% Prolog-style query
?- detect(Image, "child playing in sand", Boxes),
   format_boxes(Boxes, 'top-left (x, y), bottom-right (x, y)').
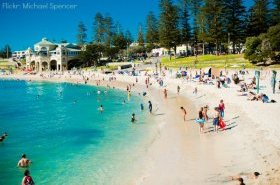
top-left (163, 88), bottom-right (168, 99)
top-left (202, 106), bottom-right (209, 121)
top-left (193, 87), bottom-right (197, 94)
top-left (213, 107), bottom-right (220, 132)
top-left (219, 100), bottom-right (225, 118)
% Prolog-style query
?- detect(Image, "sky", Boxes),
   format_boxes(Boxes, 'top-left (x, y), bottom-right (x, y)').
top-left (0, 0), bottom-right (253, 51)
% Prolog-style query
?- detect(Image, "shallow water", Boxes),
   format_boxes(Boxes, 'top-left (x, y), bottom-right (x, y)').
top-left (0, 80), bottom-right (154, 185)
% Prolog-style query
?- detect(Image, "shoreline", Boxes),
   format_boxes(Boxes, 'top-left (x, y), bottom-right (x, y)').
top-left (1, 70), bottom-right (280, 184)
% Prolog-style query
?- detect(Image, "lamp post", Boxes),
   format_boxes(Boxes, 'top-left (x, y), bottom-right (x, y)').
top-left (272, 70), bottom-right (277, 94)
top-left (255, 70), bottom-right (260, 94)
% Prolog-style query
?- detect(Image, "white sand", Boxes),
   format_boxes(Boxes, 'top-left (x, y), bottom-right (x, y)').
top-left (1, 69), bottom-right (280, 185)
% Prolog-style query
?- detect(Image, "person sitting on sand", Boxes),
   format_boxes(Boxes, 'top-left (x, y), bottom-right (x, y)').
top-left (247, 91), bottom-right (257, 101)
top-left (18, 154), bottom-right (31, 167)
top-left (230, 172), bottom-right (261, 184)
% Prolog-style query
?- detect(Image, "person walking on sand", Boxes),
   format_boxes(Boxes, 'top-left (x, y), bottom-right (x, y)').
top-left (180, 107), bottom-right (187, 121)
top-left (219, 99), bottom-right (225, 118)
top-left (22, 169), bottom-right (35, 185)
top-left (163, 88), bottom-right (168, 99)
top-left (177, 85), bottom-right (180, 95)
top-left (148, 101), bottom-right (152, 114)
top-left (213, 107), bottom-right (220, 132)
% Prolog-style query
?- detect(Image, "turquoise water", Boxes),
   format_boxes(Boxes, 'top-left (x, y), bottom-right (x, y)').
top-left (0, 80), bottom-right (153, 184)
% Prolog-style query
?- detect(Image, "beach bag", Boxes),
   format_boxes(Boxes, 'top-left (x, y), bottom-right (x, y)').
top-left (219, 119), bottom-right (226, 130)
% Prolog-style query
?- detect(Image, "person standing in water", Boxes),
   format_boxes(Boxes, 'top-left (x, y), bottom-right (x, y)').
top-left (98, 105), bottom-right (103, 113)
top-left (140, 103), bottom-right (144, 111)
top-left (22, 169), bottom-right (35, 185)
top-left (180, 107), bottom-right (187, 121)
top-left (18, 154), bottom-right (31, 167)
top-left (148, 101), bottom-right (152, 114)
top-left (131, 113), bottom-right (136, 123)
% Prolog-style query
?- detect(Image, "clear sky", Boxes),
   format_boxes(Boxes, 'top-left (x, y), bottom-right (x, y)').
top-left (0, 0), bottom-right (253, 51)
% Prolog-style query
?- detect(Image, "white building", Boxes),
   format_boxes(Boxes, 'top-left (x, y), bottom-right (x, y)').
top-left (12, 50), bottom-right (26, 59)
top-left (151, 44), bottom-right (192, 56)
top-left (25, 38), bottom-right (81, 71)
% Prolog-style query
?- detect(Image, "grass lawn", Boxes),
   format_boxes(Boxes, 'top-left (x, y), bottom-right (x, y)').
top-left (0, 61), bottom-right (16, 69)
top-left (161, 54), bottom-right (259, 69)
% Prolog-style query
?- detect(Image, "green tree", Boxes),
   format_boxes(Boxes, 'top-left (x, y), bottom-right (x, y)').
top-left (244, 24), bottom-right (280, 64)
top-left (76, 21), bottom-right (87, 46)
top-left (247, 0), bottom-right (270, 36)
top-left (137, 24), bottom-right (145, 47)
top-left (103, 15), bottom-right (114, 47)
top-left (112, 32), bottom-right (127, 50)
top-left (203, 0), bottom-right (224, 55)
top-left (197, 9), bottom-right (207, 55)
top-left (159, 0), bottom-right (180, 59)
top-left (146, 11), bottom-right (159, 45)
top-left (266, 23), bottom-right (280, 51)
top-left (271, 0), bottom-right (280, 25)
top-left (93, 12), bottom-right (105, 43)
top-left (125, 30), bottom-right (133, 46)
top-left (244, 36), bottom-right (262, 63)
top-left (189, 0), bottom-right (203, 52)
top-left (221, 0), bottom-right (247, 53)
top-left (179, 0), bottom-right (191, 56)
top-left (79, 44), bottom-right (104, 67)
top-left (1, 45), bottom-right (12, 58)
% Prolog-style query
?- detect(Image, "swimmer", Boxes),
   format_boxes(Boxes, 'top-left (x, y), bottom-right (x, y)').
top-left (18, 154), bottom-right (31, 167)
top-left (22, 169), bottom-right (35, 185)
top-left (131, 113), bottom-right (136, 123)
top-left (0, 136), bottom-right (5, 142)
top-left (98, 105), bottom-right (103, 113)
top-left (97, 90), bottom-right (101, 95)
top-left (140, 103), bottom-right (144, 111)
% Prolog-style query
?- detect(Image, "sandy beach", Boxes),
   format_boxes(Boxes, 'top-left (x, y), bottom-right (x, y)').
top-left (1, 68), bottom-right (280, 185)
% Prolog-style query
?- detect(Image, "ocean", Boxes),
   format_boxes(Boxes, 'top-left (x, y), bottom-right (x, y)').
top-left (0, 79), bottom-right (155, 184)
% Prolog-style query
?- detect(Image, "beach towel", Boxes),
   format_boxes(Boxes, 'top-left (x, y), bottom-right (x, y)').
top-left (219, 119), bottom-right (226, 130)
